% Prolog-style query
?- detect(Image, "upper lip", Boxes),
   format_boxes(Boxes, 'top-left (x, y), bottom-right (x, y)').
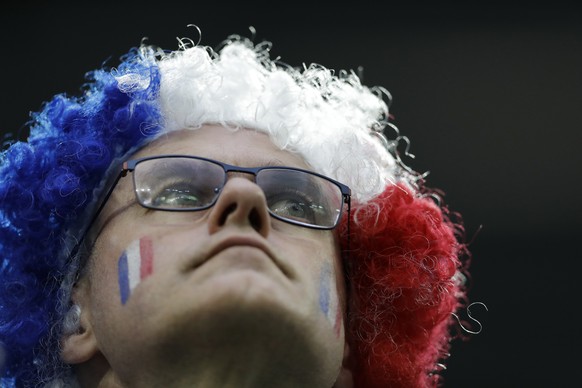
top-left (209, 234), bottom-right (273, 260)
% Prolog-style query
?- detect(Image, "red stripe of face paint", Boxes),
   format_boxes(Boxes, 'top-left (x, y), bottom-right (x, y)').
top-left (139, 237), bottom-right (154, 279)
top-left (334, 305), bottom-right (342, 338)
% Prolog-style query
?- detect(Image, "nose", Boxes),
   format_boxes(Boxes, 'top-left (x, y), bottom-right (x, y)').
top-left (207, 177), bottom-right (271, 237)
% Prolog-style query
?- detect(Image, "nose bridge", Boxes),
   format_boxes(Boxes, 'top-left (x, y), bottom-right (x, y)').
top-left (225, 169), bottom-right (257, 182)
top-left (223, 165), bottom-right (259, 183)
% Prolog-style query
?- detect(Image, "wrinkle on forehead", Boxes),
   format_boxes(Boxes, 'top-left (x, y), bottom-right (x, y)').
top-left (134, 125), bottom-right (312, 170)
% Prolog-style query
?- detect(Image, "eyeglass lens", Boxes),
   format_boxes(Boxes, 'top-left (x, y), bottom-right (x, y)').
top-left (132, 157), bottom-right (344, 228)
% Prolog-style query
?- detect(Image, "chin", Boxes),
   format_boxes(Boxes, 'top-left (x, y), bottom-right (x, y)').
top-left (110, 275), bottom-right (344, 387)
top-left (154, 286), bottom-right (337, 361)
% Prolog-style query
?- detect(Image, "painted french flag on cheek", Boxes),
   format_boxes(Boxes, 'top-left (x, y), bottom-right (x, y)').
top-left (118, 237), bottom-right (154, 305)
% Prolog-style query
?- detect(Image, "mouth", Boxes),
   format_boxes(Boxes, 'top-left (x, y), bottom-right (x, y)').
top-left (192, 233), bottom-right (293, 278)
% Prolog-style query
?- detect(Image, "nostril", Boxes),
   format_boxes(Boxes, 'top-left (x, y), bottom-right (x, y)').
top-left (218, 203), bottom-right (237, 226)
top-left (248, 208), bottom-right (263, 233)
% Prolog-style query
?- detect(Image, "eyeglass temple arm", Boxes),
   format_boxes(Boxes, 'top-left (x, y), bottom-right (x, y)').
top-left (343, 194), bottom-right (351, 261)
top-left (65, 168), bottom-right (128, 266)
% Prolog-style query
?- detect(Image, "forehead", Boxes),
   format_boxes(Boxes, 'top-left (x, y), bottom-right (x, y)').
top-left (133, 125), bottom-right (311, 169)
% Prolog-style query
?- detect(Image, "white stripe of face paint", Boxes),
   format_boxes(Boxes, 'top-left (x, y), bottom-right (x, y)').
top-left (126, 239), bottom-right (142, 291)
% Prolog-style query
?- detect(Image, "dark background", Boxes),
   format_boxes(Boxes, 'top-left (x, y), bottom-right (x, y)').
top-left (2, 2), bottom-right (581, 387)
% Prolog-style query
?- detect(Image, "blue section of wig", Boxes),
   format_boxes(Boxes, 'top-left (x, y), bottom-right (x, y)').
top-left (0, 47), bottom-right (163, 385)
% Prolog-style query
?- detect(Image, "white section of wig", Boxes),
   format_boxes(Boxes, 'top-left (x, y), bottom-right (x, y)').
top-left (154, 37), bottom-right (413, 202)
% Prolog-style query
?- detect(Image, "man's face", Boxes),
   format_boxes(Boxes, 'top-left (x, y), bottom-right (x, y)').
top-left (70, 125), bottom-right (347, 387)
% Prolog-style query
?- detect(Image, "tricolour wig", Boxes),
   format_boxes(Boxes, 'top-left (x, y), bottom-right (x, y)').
top-left (0, 32), bottom-right (469, 387)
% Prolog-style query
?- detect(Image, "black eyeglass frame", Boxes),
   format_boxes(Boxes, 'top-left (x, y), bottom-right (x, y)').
top-left (67, 154), bottom-right (351, 264)
top-left (124, 155), bottom-right (351, 228)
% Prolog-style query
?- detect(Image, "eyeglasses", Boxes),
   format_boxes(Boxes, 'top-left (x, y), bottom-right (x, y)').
top-left (69, 155), bottom-right (351, 263)
top-left (124, 155), bottom-right (351, 228)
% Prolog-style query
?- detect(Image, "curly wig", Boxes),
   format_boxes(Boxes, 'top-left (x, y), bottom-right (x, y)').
top-left (0, 33), bottom-right (468, 387)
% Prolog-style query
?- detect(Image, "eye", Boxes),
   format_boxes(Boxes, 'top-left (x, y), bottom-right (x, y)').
top-left (134, 157), bottom-right (226, 210)
top-left (148, 181), bottom-right (216, 209)
top-left (268, 191), bottom-right (320, 223)
top-left (152, 186), bottom-right (204, 208)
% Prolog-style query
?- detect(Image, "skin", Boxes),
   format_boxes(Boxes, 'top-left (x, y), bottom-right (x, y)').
top-left (62, 125), bottom-right (353, 388)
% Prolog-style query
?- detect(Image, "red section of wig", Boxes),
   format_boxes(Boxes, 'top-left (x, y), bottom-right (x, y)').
top-left (342, 184), bottom-right (465, 388)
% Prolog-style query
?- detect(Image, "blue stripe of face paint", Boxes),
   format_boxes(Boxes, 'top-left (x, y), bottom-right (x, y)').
top-left (319, 263), bottom-right (331, 315)
top-left (118, 251), bottom-right (130, 304)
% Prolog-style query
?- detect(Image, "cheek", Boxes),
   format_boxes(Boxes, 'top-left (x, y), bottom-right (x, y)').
top-left (289, 231), bottom-right (344, 338)
top-left (318, 261), bottom-right (343, 338)
top-left (117, 236), bottom-right (155, 304)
